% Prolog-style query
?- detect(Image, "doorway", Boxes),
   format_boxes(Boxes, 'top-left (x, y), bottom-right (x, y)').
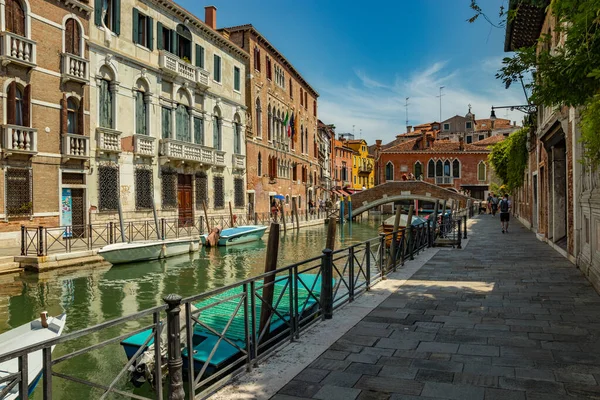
top-left (71, 189), bottom-right (85, 237)
top-left (247, 192), bottom-right (255, 216)
top-left (532, 173), bottom-right (538, 230)
top-left (177, 174), bottom-right (193, 226)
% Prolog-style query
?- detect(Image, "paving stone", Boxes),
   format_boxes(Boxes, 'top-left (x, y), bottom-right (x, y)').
top-left (416, 342), bottom-right (459, 354)
top-left (377, 356), bottom-right (414, 367)
top-left (428, 352), bottom-right (452, 361)
top-left (320, 371), bottom-right (362, 387)
top-left (348, 326), bottom-right (394, 338)
top-left (356, 390), bottom-right (391, 400)
top-left (420, 382), bottom-right (485, 399)
top-left (355, 376), bottom-right (423, 395)
top-left (322, 350), bottom-right (350, 360)
top-left (347, 353), bottom-right (380, 364)
top-left (453, 372), bottom-right (498, 387)
top-left (415, 369), bottom-right (454, 383)
top-left (378, 365), bottom-right (418, 379)
top-left (411, 359), bottom-right (464, 373)
top-left (330, 342), bottom-right (364, 353)
top-left (309, 358), bottom-right (352, 371)
top-left (498, 378), bottom-right (565, 394)
top-left (500, 347), bottom-right (553, 361)
top-left (345, 362), bottom-right (382, 376)
top-left (564, 383), bottom-right (600, 398)
top-left (514, 368), bottom-right (555, 382)
top-left (451, 354), bottom-right (492, 365)
top-left (313, 385), bottom-right (361, 400)
top-left (279, 380), bottom-right (322, 397)
top-left (483, 388), bottom-right (525, 400)
top-left (271, 395), bottom-right (313, 400)
top-left (294, 368), bottom-right (330, 383)
top-left (554, 370), bottom-right (596, 385)
top-left (339, 334), bottom-right (379, 347)
top-left (360, 347), bottom-right (395, 358)
top-left (463, 363), bottom-right (515, 377)
top-left (375, 338), bottom-right (419, 350)
top-left (458, 344), bottom-right (500, 357)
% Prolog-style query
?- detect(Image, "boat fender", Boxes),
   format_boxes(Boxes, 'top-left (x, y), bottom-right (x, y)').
top-left (40, 311), bottom-right (49, 328)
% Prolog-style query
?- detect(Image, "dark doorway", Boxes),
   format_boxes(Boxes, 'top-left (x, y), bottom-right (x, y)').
top-left (177, 174), bottom-right (193, 226)
top-left (71, 189), bottom-right (85, 237)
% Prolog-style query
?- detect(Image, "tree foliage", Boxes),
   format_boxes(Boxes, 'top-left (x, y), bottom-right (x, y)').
top-left (471, 0), bottom-right (600, 167)
top-left (488, 128), bottom-right (529, 192)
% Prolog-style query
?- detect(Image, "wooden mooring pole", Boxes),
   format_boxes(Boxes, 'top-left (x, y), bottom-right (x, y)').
top-left (259, 222), bottom-right (280, 343)
top-left (326, 217), bottom-right (336, 251)
top-left (229, 201), bottom-right (235, 228)
top-left (202, 200), bottom-right (210, 233)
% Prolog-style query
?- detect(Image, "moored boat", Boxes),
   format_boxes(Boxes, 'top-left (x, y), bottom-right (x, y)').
top-left (379, 214), bottom-right (427, 246)
top-left (0, 312), bottom-right (67, 400)
top-left (98, 238), bottom-right (198, 265)
top-left (200, 225), bottom-right (267, 247)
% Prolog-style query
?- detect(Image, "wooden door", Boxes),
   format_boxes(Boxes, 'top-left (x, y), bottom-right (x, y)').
top-left (71, 189), bottom-right (85, 237)
top-left (177, 174), bottom-right (193, 226)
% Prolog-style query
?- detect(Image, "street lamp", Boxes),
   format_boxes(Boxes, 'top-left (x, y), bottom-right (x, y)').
top-left (490, 104), bottom-right (537, 121)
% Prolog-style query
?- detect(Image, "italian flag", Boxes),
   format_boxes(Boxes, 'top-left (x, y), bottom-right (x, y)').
top-left (284, 110), bottom-right (291, 137)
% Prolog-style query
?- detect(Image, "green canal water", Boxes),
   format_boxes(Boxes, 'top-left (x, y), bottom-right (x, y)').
top-left (0, 218), bottom-right (383, 399)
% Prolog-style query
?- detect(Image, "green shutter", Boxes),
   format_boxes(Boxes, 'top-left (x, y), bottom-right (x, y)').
top-left (94, 0), bottom-right (102, 26)
top-left (147, 16), bottom-right (154, 50)
top-left (132, 8), bottom-right (139, 44)
top-left (156, 22), bottom-right (163, 49)
top-left (113, 0), bottom-right (121, 35)
top-left (171, 31), bottom-right (178, 54)
top-left (195, 44), bottom-right (202, 68)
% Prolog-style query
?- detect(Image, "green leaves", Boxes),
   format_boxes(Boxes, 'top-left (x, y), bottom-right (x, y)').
top-left (488, 128), bottom-right (530, 192)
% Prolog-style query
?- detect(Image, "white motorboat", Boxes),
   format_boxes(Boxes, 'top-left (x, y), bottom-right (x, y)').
top-left (200, 225), bottom-right (268, 247)
top-left (98, 238), bottom-right (197, 265)
top-left (0, 312), bottom-right (67, 400)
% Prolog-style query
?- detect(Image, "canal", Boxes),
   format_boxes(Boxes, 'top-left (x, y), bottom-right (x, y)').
top-left (0, 217), bottom-right (383, 399)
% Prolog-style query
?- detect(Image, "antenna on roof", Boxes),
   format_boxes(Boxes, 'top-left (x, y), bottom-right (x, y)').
top-left (436, 87), bottom-right (445, 122)
top-left (405, 97), bottom-right (410, 127)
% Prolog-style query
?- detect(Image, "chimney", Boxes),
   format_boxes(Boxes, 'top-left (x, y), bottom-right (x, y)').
top-left (459, 136), bottom-right (464, 151)
top-left (375, 139), bottom-right (382, 149)
top-left (205, 5), bottom-right (217, 30)
top-left (420, 130), bottom-right (427, 149)
top-left (406, 125), bottom-right (412, 133)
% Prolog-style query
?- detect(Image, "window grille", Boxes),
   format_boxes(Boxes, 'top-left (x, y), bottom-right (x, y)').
top-left (98, 165), bottom-right (119, 211)
top-left (135, 168), bottom-right (153, 209)
top-left (195, 171), bottom-right (208, 207)
top-left (161, 167), bottom-right (177, 209)
top-left (213, 176), bottom-right (224, 208)
top-left (62, 172), bottom-right (84, 185)
top-left (6, 168), bottom-right (32, 217)
top-left (234, 178), bottom-right (244, 207)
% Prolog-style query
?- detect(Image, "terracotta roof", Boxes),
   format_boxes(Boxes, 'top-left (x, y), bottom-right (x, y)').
top-left (383, 138), bottom-right (489, 153)
top-left (473, 135), bottom-right (506, 147)
top-left (221, 24), bottom-right (318, 97)
top-left (475, 118), bottom-right (513, 129)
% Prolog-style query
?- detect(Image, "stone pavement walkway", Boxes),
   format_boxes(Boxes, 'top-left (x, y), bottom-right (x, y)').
top-left (271, 216), bottom-right (600, 400)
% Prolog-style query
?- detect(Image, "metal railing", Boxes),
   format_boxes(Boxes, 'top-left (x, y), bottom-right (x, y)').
top-left (5, 209), bottom-right (471, 399)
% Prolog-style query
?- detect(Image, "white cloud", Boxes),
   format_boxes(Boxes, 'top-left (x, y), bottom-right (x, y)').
top-left (316, 59), bottom-right (526, 145)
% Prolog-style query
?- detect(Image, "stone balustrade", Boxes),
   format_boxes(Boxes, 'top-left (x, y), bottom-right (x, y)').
top-left (62, 133), bottom-right (89, 159)
top-left (0, 32), bottom-right (36, 67)
top-left (2, 125), bottom-right (38, 156)
top-left (61, 53), bottom-right (89, 84)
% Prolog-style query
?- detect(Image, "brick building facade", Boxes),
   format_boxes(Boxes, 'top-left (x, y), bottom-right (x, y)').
top-left (332, 137), bottom-right (353, 195)
top-left (0, 0), bottom-right (91, 245)
top-left (226, 24), bottom-right (319, 214)
top-left (376, 133), bottom-right (491, 199)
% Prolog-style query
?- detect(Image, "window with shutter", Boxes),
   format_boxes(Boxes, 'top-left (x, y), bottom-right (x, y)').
top-left (161, 107), bottom-right (171, 139)
top-left (99, 79), bottom-right (113, 128)
top-left (213, 54), bottom-right (221, 82)
top-left (6, 0), bottom-right (26, 37)
top-left (195, 44), bottom-right (204, 68)
top-left (65, 19), bottom-right (81, 55)
top-left (15, 86), bottom-right (24, 126)
top-left (194, 117), bottom-right (203, 145)
top-left (234, 66), bottom-right (240, 91)
top-left (23, 84), bottom-right (31, 127)
top-left (212, 116), bottom-right (221, 150)
top-left (428, 160), bottom-right (435, 178)
top-left (176, 105), bottom-right (190, 142)
top-left (67, 98), bottom-right (78, 134)
top-left (135, 91), bottom-right (147, 135)
top-left (7, 82), bottom-right (16, 125)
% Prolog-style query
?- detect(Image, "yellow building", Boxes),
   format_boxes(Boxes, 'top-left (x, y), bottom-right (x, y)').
top-left (345, 139), bottom-right (375, 190)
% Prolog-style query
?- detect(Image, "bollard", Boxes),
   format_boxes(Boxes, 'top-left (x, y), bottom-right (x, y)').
top-left (457, 220), bottom-right (462, 249)
top-left (463, 215), bottom-right (468, 239)
top-left (20, 225), bottom-right (25, 256)
top-left (164, 294), bottom-right (185, 400)
top-left (321, 249), bottom-right (334, 319)
top-left (38, 226), bottom-right (44, 257)
top-left (161, 218), bottom-right (166, 240)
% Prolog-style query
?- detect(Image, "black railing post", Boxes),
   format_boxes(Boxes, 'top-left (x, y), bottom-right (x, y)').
top-left (457, 220), bottom-right (462, 249)
top-left (427, 220), bottom-right (432, 248)
top-left (164, 294), bottom-right (185, 400)
top-left (365, 241), bottom-right (371, 290)
top-left (463, 215), bottom-right (468, 239)
top-left (161, 218), bottom-right (166, 240)
top-left (321, 249), bottom-right (333, 320)
top-left (37, 226), bottom-right (44, 257)
top-left (379, 233), bottom-right (386, 277)
top-left (254, 212), bottom-right (258, 225)
top-left (410, 226), bottom-right (415, 260)
top-left (20, 225), bottom-right (25, 256)
top-left (109, 222), bottom-right (114, 244)
top-left (348, 247), bottom-right (355, 302)
top-left (42, 347), bottom-right (52, 399)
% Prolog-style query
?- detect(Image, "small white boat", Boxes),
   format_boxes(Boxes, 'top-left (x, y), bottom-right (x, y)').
top-left (200, 225), bottom-right (268, 247)
top-left (0, 312), bottom-right (67, 400)
top-left (98, 238), bottom-right (197, 265)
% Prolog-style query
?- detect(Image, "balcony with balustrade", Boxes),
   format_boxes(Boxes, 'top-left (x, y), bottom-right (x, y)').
top-left (96, 127), bottom-right (122, 155)
top-left (62, 133), bottom-right (89, 161)
top-left (215, 150), bottom-right (226, 167)
top-left (0, 32), bottom-right (36, 68)
top-left (232, 153), bottom-right (245, 169)
top-left (160, 138), bottom-right (215, 165)
top-left (133, 135), bottom-right (156, 158)
top-left (359, 164), bottom-right (373, 174)
top-left (2, 125), bottom-right (38, 157)
top-left (159, 51), bottom-right (210, 90)
top-left (61, 53), bottom-right (89, 84)
top-left (435, 176), bottom-right (454, 185)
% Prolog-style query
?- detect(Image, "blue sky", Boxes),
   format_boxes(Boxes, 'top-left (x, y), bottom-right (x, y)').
top-left (179, 0), bottom-right (526, 144)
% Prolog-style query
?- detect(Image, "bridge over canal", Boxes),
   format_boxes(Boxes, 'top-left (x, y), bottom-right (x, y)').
top-left (345, 181), bottom-right (473, 219)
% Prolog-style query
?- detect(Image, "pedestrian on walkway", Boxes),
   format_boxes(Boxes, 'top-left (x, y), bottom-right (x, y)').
top-left (500, 194), bottom-right (511, 233)
top-left (486, 193), bottom-right (492, 214)
top-left (490, 193), bottom-right (500, 216)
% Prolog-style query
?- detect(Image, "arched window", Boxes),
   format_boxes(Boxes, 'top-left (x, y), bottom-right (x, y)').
top-left (176, 105), bottom-right (190, 142)
top-left (258, 152), bottom-right (262, 176)
top-left (276, 110), bottom-right (281, 142)
top-left (452, 159), bottom-right (460, 178)
top-left (385, 162), bottom-right (394, 181)
top-left (478, 161), bottom-right (486, 181)
top-left (255, 98), bottom-right (262, 138)
top-left (233, 115), bottom-right (242, 155)
top-left (212, 108), bottom-right (222, 150)
top-left (435, 160), bottom-right (443, 177)
top-left (67, 98), bottom-right (78, 134)
top-left (98, 78), bottom-right (113, 128)
top-left (444, 160), bottom-right (451, 176)
top-left (135, 90), bottom-right (148, 135)
top-left (15, 86), bottom-right (24, 126)
top-left (428, 160), bottom-right (435, 178)
top-left (5, 0), bottom-right (26, 37)
top-left (267, 105), bottom-right (272, 141)
top-left (300, 125), bottom-right (304, 153)
top-left (176, 24), bottom-right (192, 61)
top-left (414, 162), bottom-right (422, 179)
top-left (65, 18), bottom-right (81, 56)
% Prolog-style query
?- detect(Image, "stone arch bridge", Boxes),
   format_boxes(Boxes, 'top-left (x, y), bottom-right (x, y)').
top-left (344, 181), bottom-right (473, 219)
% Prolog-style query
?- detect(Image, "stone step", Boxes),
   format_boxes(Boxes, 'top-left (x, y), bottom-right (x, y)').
top-left (435, 238), bottom-right (459, 247)
top-left (0, 261), bottom-right (21, 275)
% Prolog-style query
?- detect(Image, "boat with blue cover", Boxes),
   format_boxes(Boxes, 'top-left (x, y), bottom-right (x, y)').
top-left (121, 274), bottom-right (329, 381)
top-left (200, 225), bottom-right (267, 247)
